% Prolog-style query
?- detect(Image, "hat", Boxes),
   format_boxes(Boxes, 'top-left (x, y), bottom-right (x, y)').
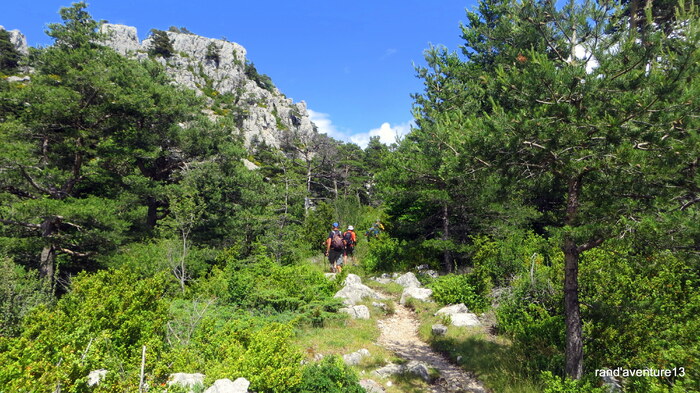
top-left (348, 225), bottom-right (354, 230)
top-left (332, 222), bottom-right (339, 228)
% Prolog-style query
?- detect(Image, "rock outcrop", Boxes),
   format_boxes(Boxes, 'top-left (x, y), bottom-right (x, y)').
top-left (99, 24), bottom-right (316, 150)
top-left (0, 25), bottom-right (28, 55)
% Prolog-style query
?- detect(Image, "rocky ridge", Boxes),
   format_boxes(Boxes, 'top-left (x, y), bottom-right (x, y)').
top-left (99, 24), bottom-right (316, 150)
top-left (0, 25), bottom-right (28, 55)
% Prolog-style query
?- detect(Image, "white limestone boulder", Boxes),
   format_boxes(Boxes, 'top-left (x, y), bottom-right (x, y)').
top-left (203, 378), bottom-right (249, 393)
top-left (339, 305), bottom-right (371, 319)
top-left (435, 304), bottom-right (470, 316)
top-left (343, 348), bottom-right (370, 366)
top-left (399, 287), bottom-right (433, 305)
top-left (394, 272), bottom-right (421, 288)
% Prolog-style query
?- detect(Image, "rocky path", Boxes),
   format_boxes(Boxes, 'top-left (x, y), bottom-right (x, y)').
top-left (376, 301), bottom-right (488, 393)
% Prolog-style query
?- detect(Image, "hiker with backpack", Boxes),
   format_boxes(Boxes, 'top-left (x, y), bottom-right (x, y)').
top-left (325, 222), bottom-right (345, 273)
top-left (343, 225), bottom-right (357, 265)
top-left (365, 220), bottom-right (384, 243)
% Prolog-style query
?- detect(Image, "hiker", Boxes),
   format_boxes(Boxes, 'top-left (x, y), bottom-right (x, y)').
top-left (365, 220), bottom-right (384, 242)
top-left (325, 222), bottom-right (345, 273)
top-left (343, 225), bottom-right (357, 265)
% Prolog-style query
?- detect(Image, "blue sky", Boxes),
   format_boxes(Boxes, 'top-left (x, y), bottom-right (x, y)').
top-left (3, 1), bottom-right (477, 147)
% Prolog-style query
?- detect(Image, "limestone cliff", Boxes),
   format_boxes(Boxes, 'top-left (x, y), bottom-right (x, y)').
top-left (99, 24), bottom-right (316, 149)
top-left (0, 25), bottom-right (29, 55)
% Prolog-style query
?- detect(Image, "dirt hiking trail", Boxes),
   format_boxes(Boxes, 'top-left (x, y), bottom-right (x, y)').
top-left (377, 300), bottom-right (488, 393)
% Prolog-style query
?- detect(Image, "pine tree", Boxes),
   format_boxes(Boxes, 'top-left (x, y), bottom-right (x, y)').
top-left (405, 0), bottom-right (699, 378)
top-left (148, 29), bottom-right (174, 58)
top-left (0, 29), bottom-right (22, 73)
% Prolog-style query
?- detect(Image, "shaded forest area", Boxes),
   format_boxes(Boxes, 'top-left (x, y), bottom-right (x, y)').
top-left (1, 0), bottom-right (698, 392)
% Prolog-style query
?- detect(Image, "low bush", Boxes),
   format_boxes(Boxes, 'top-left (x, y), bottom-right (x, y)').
top-left (295, 355), bottom-right (365, 393)
top-left (427, 273), bottom-right (489, 312)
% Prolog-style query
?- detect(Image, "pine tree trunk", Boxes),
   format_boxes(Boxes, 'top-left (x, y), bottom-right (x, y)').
top-left (442, 203), bottom-right (453, 273)
top-left (304, 166), bottom-right (312, 215)
top-left (39, 216), bottom-right (60, 291)
top-left (564, 237), bottom-right (583, 379)
top-left (564, 175), bottom-right (584, 379)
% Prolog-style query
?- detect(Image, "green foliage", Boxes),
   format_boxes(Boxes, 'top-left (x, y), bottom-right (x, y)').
top-left (303, 202), bottom-right (336, 253)
top-left (540, 371), bottom-right (605, 393)
top-left (579, 243), bottom-right (700, 391)
top-left (495, 257), bottom-right (564, 373)
top-left (0, 269), bottom-right (169, 392)
top-left (225, 255), bottom-right (341, 319)
top-left (173, 320), bottom-right (304, 393)
top-left (205, 42), bottom-right (220, 66)
top-left (361, 236), bottom-right (407, 273)
top-left (427, 274), bottom-right (489, 312)
top-left (45, 1), bottom-right (101, 50)
top-left (295, 355), bottom-right (365, 393)
top-left (244, 60), bottom-right (275, 91)
top-left (236, 323), bottom-right (304, 392)
top-left (0, 258), bottom-right (52, 337)
top-left (148, 29), bottom-right (174, 58)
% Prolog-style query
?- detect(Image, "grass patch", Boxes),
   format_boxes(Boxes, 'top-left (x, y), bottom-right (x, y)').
top-left (364, 279), bottom-right (405, 297)
top-left (294, 317), bottom-right (384, 360)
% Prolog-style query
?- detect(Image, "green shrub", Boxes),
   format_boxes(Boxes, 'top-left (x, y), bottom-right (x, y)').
top-left (427, 273), bottom-right (489, 312)
top-left (468, 231), bottom-right (555, 288)
top-left (540, 371), bottom-right (606, 393)
top-left (295, 355), bottom-right (365, 393)
top-left (244, 60), bottom-right (275, 92)
top-left (199, 323), bottom-right (303, 393)
top-left (362, 236), bottom-right (409, 272)
top-left (0, 258), bottom-right (52, 337)
top-left (579, 245), bottom-right (700, 391)
top-left (0, 269), bottom-right (170, 392)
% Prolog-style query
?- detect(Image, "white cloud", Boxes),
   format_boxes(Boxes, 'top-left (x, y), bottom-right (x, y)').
top-left (350, 121), bottom-right (413, 148)
top-left (381, 48), bottom-right (398, 60)
top-left (308, 109), bottom-right (343, 139)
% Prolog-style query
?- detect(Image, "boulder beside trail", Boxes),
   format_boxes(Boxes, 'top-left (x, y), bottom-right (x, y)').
top-left (373, 361), bottom-right (432, 382)
top-left (435, 303), bottom-right (481, 327)
top-left (203, 378), bottom-right (249, 393)
top-left (399, 287), bottom-right (433, 305)
top-left (435, 304), bottom-right (469, 316)
top-left (343, 348), bottom-right (371, 366)
top-left (168, 373), bottom-right (205, 390)
top-left (339, 305), bottom-right (371, 319)
top-left (432, 324), bottom-right (448, 336)
top-left (405, 361), bottom-right (431, 382)
top-left (450, 313), bottom-right (481, 327)
top-left (394, 272), bottom-right (421, 288)
top-left (373, 363), bottom-right (405, 378)
top-left (335, 274), bottom-right (386, 305)
top-left (344, 273), bottom-right (363, 286)
top-left (359, 379), bottom-right (386, 393)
